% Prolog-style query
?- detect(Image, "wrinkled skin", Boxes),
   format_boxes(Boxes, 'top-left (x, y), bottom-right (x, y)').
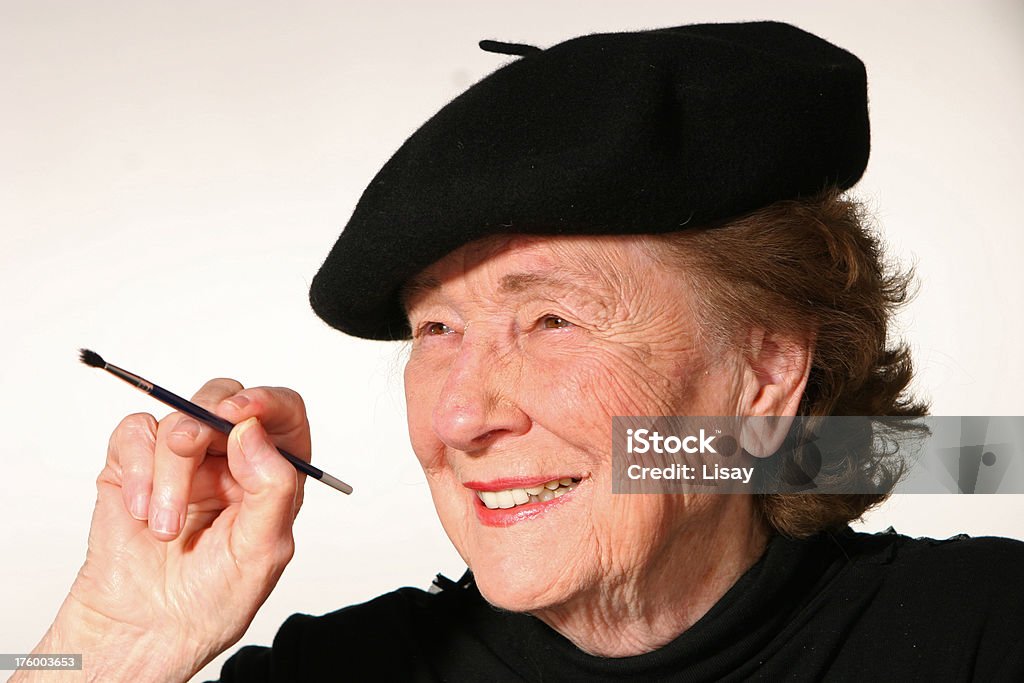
top-left (404, 235), bottom-right (809, 655)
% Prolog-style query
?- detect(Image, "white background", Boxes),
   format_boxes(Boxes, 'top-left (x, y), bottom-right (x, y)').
top-left (2, 1), bottom-right (1022, 680)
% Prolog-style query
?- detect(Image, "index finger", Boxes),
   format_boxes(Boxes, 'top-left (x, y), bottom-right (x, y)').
top-left (215, 386), bottom-right (311, 464)
top-left (216, 386), bottom-right (312, 512)
top-left (148, 378), bottom-right (244, 539)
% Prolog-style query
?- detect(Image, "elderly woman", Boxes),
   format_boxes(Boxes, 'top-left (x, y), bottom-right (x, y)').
top-left (17, 21), bottom-right (1023, 682)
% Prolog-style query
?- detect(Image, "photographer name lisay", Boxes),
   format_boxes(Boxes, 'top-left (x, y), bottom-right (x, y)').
top-left (626, 463), bottom-right (754, 484)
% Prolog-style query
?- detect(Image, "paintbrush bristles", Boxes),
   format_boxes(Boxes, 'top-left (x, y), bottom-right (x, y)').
top-left (79, 348), bottom-right (106, 368)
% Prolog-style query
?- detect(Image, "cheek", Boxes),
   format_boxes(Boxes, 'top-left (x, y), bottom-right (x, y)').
top-left (519, 344), bottom-right (702, 430)
top-left (403, 354), bottom-right (446, 470)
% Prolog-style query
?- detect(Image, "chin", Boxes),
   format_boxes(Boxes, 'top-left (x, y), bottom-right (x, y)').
top-left (467, 539), bottom-right (586, 613)
top-left (472, 561), bottom-right (567, 614)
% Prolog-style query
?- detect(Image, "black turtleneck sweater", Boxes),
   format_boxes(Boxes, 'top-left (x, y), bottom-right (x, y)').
top-left (210, 527), bottom-right (1024, 681)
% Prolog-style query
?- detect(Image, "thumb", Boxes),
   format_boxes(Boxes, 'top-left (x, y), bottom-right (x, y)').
top-left (225, 417), bottom-right (299, 566)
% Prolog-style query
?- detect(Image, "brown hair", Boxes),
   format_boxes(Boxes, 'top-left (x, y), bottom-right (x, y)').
top-left (651, 188), bottom-right (928, 538)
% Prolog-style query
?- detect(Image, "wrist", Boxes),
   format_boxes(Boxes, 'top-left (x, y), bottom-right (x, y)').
top-left (13, 595), bottom-right (200, 683)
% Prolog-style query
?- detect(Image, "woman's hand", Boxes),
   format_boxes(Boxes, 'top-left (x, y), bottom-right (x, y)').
top-left (19, 380), bottom-right (309, 682)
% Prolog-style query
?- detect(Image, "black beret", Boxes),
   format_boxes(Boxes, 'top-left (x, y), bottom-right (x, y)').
top-left (310, 21), bottom-right (870, 340)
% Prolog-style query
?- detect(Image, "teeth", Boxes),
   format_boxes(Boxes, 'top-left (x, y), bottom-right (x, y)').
top-left (476, 478), bottom-right (579, 510)
top-left (495, 490), bottom-right (515, 509)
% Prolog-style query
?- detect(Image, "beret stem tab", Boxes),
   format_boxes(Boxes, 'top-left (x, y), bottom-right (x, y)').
top-left (478, 39), bottom-right (542, 56)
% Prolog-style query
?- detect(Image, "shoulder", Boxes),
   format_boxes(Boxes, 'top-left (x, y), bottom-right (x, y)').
top-left (827, 527), bottom-right (1024, 636)
top-left (776, 528), bottom-right (1024, 680)
top-left (277, 574), bottom-right (476, 653)
top-left (834, 526), bottom-right (1024, 582)
top-left (213, 574), bottom-right (479, 682)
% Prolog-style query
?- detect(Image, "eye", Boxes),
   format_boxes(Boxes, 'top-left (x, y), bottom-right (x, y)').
top-left (418, 321), bottom-right (454, 337)
top-left (540, 315), bottom-right (572, 330)
top-left (426, 322), bottom-right (453, 335)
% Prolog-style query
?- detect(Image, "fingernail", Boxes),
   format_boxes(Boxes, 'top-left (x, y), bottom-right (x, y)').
top-left (236, 416), bottom-right (261, 460)
top-left (171, 416), bottom-right (201, 440)
top-left (152, 507), bottom-right (180, 535)
top-left (129, 493), bottom-right (150, 520)
top-left (223, 395), bottom-right (250, 411)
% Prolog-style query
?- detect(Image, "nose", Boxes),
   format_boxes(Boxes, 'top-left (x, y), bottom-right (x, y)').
top-left (431, 336), bottom-right (531, 452)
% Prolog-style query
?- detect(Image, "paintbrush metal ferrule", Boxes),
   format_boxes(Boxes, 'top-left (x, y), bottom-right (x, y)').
top-left (103, 362), bottom-right (155, 393)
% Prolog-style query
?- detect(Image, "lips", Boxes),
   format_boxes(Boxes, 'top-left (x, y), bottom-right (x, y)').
top-left (466, 476), bottom-right (582, 527)
top-left (473, 477), bottom-right (580, 509)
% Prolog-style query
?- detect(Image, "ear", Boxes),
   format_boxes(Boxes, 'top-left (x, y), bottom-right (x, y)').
top-left (737, 329), bottom-right (813, 457)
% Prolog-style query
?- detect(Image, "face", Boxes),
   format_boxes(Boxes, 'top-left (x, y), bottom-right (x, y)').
top-left (403, 234), bottom-right (755, 613)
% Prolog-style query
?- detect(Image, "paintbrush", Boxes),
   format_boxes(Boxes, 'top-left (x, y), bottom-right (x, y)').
top-left (78, 348), bottom-right (352, 495)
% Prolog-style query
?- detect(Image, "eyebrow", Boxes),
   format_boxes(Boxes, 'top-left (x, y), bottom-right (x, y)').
top-left (497, 272), bottom-right (581, 294)
top-left (400, 273), bottom-right (442, 306)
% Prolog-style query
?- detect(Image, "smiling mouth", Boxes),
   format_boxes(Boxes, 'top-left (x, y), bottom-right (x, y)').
top-left (474, 477), bottom-right (581, 510)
